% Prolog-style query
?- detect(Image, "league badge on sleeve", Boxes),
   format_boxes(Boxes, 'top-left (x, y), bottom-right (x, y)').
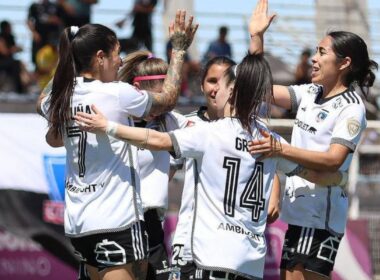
top-left (347, 118), bottom-right (360, 137)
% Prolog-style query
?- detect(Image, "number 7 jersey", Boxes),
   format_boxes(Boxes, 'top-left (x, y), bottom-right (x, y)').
top-left (169, 118), bottom-right (298, 279)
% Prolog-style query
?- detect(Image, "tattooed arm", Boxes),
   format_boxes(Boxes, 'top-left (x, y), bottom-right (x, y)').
top-left (36, 78), bottom-right (53, 117)
top-left (148, 10), bottom-right (198, 116)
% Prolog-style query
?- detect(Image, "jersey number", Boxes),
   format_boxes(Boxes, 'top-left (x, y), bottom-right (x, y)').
top-left (223, 157), bottom-right (265, 222)
top-left (67, 126), bottom-right (87, 177)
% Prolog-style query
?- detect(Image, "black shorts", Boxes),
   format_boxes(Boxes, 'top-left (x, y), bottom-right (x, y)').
top-left (144, 209), bottom-right (171, 280)
top-left (70, 221), bottom-right (148, 271)
top-left (170, 244), bottom-right (196, 280)
top-left (280, 224), bottom-right (342, 277)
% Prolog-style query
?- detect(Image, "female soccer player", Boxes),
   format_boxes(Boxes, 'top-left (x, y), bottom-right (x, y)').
top-left (118, 50), bottom-right (188, 280)
top-left (247, 3), bottom-right (378, 280)
top-left (74, 52), bottom-right (348, 280)
top-left (40, 11), bottom-right (197, 280)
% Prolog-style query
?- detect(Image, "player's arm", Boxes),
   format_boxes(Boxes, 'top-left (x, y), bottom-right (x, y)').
top-left (74, 105), bottom-right (174, 151)
top-left (248, 0), bottom-right (276, 55)
top-left (147, 10), bottom-right (198, 117)
top-left (289, 165), bottom-right (348, 188)
top-left (46, 127), bottom-right (64, 147)
top-left (36, 78), bottom-right (53, 116)
top-left (267, 174), bottom-right (280, 224)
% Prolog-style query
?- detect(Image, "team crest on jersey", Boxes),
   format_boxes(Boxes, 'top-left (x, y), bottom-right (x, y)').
top-left (316, 109), bottom-right (329, 123)
top-left (347, 118), bottom-right (360, 137)
top-left (307, 85), bottom-right (320, 95)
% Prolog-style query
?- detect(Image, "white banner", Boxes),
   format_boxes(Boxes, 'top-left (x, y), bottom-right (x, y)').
top-left (0, 114), bottom-right (65, 194)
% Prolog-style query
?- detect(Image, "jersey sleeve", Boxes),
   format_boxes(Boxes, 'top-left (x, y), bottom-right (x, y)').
top-left (288, 84), bottom-right (319, 113)
top-left (275, 157), bottom-right (299, 176)
top-left (168, 122), bottom-right (209, 159)
top-left (40, 95), bottom-right (51, 120)
top-left (118, 82), bottom-right (153, 118)
top-left (330, 104), bottom-right (366, 151)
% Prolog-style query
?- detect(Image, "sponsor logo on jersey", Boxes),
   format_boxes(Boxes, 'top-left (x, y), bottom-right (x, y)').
top-left (294, 119), bottom-right (317, 134)
top-left (65, 181), bottom-right (105, 193)
top-left (316, 109), bottom-right (329, 123)
top-left (217, 222), bottom-right (264, 242)
top-left (347, 118), bottom-right (360, 137)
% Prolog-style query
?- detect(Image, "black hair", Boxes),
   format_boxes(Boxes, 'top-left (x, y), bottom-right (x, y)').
top-left (230, 53), bottom-right (273, 133)
top-left (201, 56), bottom-right (236, 86)
top-left (47, 24), bottom-right (118, 137)
top-left (0, 20), bottom-right (10, 32)
top-left (327, 31), bottom-right (378, 96)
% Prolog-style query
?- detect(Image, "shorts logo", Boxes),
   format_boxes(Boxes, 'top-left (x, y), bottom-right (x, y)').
top-left (317, 236), bottom-right (340, 264)
top-left (94, 239), bottom-right (126, 265)
top-left (169, 267), bottom-right (181, 280)
top-left (347, 118), bottom-right (360, 137)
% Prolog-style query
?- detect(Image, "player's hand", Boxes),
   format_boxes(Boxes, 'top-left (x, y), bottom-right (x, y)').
top-left (169, 10), bottom-right (198, 51)
top-left (266, 201), bottom-right (280, 224)
top-left (74, 104), bottom-right (109, 133)
top-left (248, 129), bottom-right (283, 160)
top-left (249, 0), bottom-right (276, 36)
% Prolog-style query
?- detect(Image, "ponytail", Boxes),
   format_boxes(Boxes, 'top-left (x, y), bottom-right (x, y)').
top-left (48, 27), bottom-right (76, 137)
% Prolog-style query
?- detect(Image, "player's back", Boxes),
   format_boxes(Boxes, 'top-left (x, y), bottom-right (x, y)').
top-left (171, 117), bottom-right (279, 278)
top-left (63, 78), bottom-right (147, 236)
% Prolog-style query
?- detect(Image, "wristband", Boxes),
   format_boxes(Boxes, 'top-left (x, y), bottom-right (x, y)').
top-left (338, 172), bottom-right (348, 187)
top-left (106, 121), bottom-right (118, 137)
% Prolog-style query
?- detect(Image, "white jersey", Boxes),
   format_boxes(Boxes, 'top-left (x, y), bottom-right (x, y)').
top-left (41, 77), bottom-right (152, 237)
top-left (281, 84), bottom-right (366, 235)
top-left (171, 107), bottom-right (209, 262)
top-left (137, 111), bottom-right (188, 217)
top-left (169, 117), bottom-right (298, 279)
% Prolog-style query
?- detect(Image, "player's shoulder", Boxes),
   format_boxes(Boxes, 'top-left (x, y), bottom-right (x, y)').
top-left (331, 89), bottom-right (366, 116)
top-left (290, 83), bottom-right (322, 96)
top-left (185, 106), bottom-right (209, 123)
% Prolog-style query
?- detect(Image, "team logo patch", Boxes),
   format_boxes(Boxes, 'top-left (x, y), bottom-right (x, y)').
top-left (169, 267), bottom-right (181, 280)
top-left (307, 85), bottom-right (319, 95)
top-left (316, 109), bottom-right (329, 123)
top-left (347, 118), bottom-right (360, 137)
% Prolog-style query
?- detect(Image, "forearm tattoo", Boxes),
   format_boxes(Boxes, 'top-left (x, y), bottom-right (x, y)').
top-left (171, 32), bottom-right (192, 51)
top-left (150, 49), bottom-right (186, 116)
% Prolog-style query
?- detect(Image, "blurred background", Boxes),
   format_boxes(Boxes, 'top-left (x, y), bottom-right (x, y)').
top-left (0, 0), bottom-right (379, 279)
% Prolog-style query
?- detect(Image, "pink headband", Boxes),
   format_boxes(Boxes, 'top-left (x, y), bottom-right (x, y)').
top-left (133, 75), bottom-right (166, 83)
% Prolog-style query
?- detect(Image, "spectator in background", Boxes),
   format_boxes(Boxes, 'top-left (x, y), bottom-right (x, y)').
top-left (0, 20), bottom-right (22, 56)
top-left (294, 48), bottom-right (312, 84)
top-left (0, 20), bottom-right (31, 93)
top-left (203, 26), bottom-right (232, 63)
top-left (116, 0), bottom-right (157, 52)
top-left (27, 0), bottom-right (65, 70)
top-left (58, 0), bottom-right (98, 27)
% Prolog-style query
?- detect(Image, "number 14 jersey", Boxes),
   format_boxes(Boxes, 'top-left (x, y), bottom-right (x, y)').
top-left (169, 118), bottom-right (298, 279)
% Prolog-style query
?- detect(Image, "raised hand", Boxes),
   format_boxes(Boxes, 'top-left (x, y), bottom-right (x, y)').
top-left (169, 10), bottom-right (198, 51)
top-left (248, 0), bottom-right (276, 54)
top-left (249, 0), bottom-right (276, 36)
